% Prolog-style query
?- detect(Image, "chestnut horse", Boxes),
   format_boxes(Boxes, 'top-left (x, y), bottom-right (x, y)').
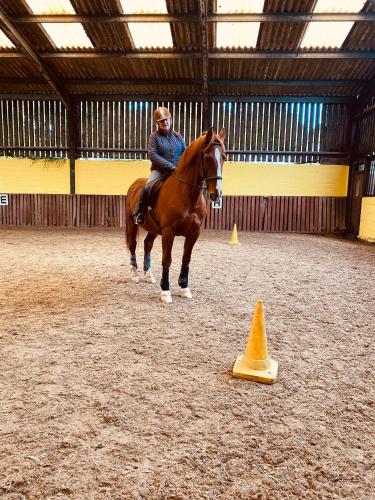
top-left (125, 127), bottom-right (226, 303)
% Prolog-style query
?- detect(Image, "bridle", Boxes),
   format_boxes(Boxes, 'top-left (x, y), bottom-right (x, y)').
top-left (172, 137), bottom-right (226, 191)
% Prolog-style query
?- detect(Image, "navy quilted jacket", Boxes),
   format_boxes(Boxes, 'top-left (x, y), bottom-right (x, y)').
top-left (148, 130), bottom-right (187, 174)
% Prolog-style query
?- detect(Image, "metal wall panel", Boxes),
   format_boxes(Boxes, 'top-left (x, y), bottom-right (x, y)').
top-left (356, 98), bottom-right (375, 157)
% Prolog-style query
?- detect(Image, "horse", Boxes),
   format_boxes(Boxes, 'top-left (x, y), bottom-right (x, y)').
top-left (125, 127), bottom-right (226, 303)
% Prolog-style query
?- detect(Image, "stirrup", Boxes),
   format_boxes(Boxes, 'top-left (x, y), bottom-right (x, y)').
top-left (134, 213), bottom-right (145, 225)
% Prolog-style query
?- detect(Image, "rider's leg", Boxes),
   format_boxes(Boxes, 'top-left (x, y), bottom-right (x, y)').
top-left (133, 170), bottom-right (164, 225)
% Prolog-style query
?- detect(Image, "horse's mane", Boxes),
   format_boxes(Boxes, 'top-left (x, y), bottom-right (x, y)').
top-left (176, 134), bottom-right (206, 172)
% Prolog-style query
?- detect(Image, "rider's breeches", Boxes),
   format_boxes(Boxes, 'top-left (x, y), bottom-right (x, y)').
top-left (133, 170), bottom-right (165, 215)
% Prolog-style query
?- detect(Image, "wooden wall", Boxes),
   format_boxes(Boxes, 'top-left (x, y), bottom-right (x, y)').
top-left (0, 194), bottom-right (347, 234)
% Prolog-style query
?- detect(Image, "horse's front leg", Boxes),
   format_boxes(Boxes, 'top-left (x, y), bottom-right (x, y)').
top-left (143, 232), bottom-right (157, 283)
top-left (160, 227), bottom-right (175, 303)
top-left (178, 231), bottom-right (200, 299)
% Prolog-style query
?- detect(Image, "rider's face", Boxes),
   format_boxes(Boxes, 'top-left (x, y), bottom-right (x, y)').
top-left (157, 118), bottom-right (171, 133)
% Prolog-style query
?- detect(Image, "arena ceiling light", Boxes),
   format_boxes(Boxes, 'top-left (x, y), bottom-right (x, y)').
top-left (41, 23), bottom-right (93, 49)
top-left (24, 0), bottom-right (93, 49)
top-left (215, 0), bottom-right (264, 49)
top-left (120, 0), bottom-right (173, 48)
top-left (216, 22), bottom-right (261, 48)
top-left (216, 0), bottom-right (265, 12)
top-left (0, 30), bottom-right (15, 48)
top-left (126, 22), bottom-right (173, 48)
top-left (120, 0), bottom-right (168, 13)
top-left (313, 0), bottom-right (366, 12)
top-left (300, 0), bottom-right (366, 49)
top-left (25, 0), bottom-right (75, 14)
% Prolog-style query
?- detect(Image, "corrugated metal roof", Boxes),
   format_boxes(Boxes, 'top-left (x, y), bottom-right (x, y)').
top-left (0, 0), bottom-right (374, 99)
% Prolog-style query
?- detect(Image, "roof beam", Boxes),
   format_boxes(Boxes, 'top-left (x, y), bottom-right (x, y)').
top-left (2, 50), bottom-right (375, 60)
top-left (0, 78), bottom-right (367, 88)
top-left (210, 79), bottom-right (366, 88)
top-left (13, 13), bottom-right (375, 23)
top-left (0, 6), bottom-right (71, 111)
top-left (0, 93), bottom-right (353, 104)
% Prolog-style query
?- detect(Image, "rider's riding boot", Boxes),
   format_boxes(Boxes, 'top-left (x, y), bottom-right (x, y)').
top-left (133, 187), bottom-right (148, 225)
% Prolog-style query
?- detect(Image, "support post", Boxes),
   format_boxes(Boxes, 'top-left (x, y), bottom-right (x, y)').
top-left (67, 105), bottom-right (78, 195)
top-left (345, 104), bottom-right (358, 238)
top-left (199, 0), bottom-right (209, 131)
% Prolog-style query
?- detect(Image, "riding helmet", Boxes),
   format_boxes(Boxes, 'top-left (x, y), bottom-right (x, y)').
top-left (154, 107), bottom-right (171, 122)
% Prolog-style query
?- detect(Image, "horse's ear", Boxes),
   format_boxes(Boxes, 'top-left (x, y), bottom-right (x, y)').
top-left (218, 128), bottom-right (226, 142)
top-left (204, 127), bottom-right (214, 144)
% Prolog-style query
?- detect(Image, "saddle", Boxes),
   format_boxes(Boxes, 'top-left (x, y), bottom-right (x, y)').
top-left (147, 179), bottom-right (164, 208)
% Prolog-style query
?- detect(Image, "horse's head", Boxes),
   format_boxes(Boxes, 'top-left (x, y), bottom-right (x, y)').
top-left (201, 127), bottom-right (226, 203)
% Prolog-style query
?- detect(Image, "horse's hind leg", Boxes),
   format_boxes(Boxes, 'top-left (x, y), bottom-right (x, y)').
top-left (178, 232), bottom-right (200, 299)
top-left (143, 232), bottom-right (157, 283)
top-left (126, 213), bottom-right (140, 283)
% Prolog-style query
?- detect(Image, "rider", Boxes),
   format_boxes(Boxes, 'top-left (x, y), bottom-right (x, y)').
top-left (133, 107), bottom-right (187, 225)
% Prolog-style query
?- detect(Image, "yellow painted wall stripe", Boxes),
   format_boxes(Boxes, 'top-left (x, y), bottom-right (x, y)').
top-left (0, 158), bottom-right (70, 194)
top-left (223, 162), bottom-right (348, 196)
top-left (359, 197), bottom-right (375, 243)
top-left (75, 160), bottom-right (149, 195)
top-left (0, 158), bottom-right (348, 197)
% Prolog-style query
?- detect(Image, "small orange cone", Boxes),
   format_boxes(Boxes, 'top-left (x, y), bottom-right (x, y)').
top-left (228, 223), bottom-right (240, 245)
top-left (232, 300), bottom-right (278, 384)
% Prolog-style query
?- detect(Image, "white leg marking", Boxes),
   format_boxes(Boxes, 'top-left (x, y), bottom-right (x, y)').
top-left (178, 287), bottom-right (193, 299)
top-left (144, 270), bottom-right (156, 283)
top-left (129, 265), bottom-right (140, 283)
top-left (160, 290), bottom-right (172, 303)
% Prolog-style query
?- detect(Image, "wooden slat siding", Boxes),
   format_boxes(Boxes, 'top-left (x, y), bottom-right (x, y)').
top-left (243, 196), bottom-right (249, 231)
top-left (274, 196), bottom-right (280, 232)
top-left (243, 196), bottom-right (248, 230)
top-left (308, 197), bottom-right (313, 232)
top-left (0, 195), bottom-right (347, 232)
top-left (251, 196), bottom-right (257, 231)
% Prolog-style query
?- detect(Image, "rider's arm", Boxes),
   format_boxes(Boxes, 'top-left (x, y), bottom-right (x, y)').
top-left (148, 134), bottom-right (176, 173)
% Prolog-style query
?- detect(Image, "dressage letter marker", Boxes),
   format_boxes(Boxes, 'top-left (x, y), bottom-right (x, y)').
top-left (233, 300), bottom-right (278, 384)
top-left (0, 194), bottom-right (8, 206)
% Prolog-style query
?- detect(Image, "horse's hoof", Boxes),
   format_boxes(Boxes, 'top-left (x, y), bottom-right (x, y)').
top-left (129, 266), bottom-right (140, 283)
top-left (160, 290), bottom-right (172, 303)
top-left (144, 270), bottom-right (156, 284)
top-left (179, 287), bottom-right (193, 299)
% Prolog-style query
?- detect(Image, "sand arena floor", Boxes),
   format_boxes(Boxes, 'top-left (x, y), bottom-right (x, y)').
top-left (0, 227), bottom-right (374, 499)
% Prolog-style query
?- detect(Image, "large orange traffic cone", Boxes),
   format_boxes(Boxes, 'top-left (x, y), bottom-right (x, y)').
top-left (232, 300), bottom-right (278, 384)
top-left (228, 223), bottom-right (240, 245)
